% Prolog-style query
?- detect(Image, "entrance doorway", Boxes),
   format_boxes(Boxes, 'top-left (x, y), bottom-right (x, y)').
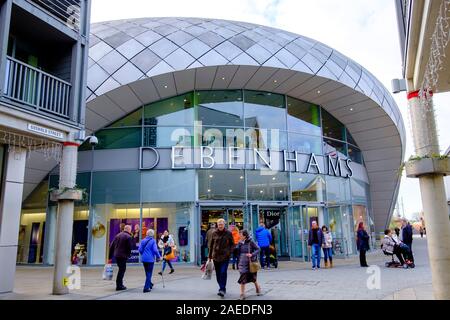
top-left (200, 207), bottom-right (244, 263)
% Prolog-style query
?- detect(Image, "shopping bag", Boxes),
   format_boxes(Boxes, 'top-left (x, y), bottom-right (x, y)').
top-left (102, 263), bottom-right (113, 280)
top-left (202, 259), bottom-right (214, 280)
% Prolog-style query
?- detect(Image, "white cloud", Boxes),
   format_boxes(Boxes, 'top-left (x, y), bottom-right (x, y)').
top-left (90, 0), bottom-right (450, 218)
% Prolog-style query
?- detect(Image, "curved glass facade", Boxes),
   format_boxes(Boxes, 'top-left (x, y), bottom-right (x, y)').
top-left (19, 89), bottom-right (374, 266)
top-left (79, 89), bottom-right (363, 164)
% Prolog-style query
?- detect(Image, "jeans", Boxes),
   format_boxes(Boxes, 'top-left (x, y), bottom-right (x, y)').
top-left (359, 249), bottom-right (368, 266)
top-left (213, 260), bottom-right (229, 292)
top-left (311, 244), bottom-right (321, 268)
top-left (143, 262), bottom-right (154, 291)
top-left (116, 257), bottom-right (127, 288)
top-left (323, 247), bottom-right (333, 263)
top-left (404, 241), bottom-right (412, 251)
top-left (162, 259), bottom-right (174, 272)
top-left (260, 246), bottom-right (270, 268)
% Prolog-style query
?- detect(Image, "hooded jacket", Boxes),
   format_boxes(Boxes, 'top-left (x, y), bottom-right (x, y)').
top-left (255, 226), bottom-right (272, 248)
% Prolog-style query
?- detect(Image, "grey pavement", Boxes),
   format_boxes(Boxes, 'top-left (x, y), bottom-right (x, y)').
top-left (0, 236), bottom-right (433, 300)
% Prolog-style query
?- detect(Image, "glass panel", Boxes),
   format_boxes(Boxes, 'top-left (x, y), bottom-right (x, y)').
top-left (348, 145), bottom-right (363, 164)
top-left (346, 129), bottom-right (358, 146)
top-left (289, 133), bottom-right (322, 154)
top-left (95, 128), bottom-right (141, 150)
top-left (290, 206), bottom-right (303, 258)
top-left (244, 90), bottom-right (286, 130)
top-left (108, 109), bottom-right (142, 128)
top-left (143, 202), bottom-right (195, 263)
top-left (351, 178), bottom-right (368, 203)
top-left (245, 128), bottom-right (287, 151)
top-left (143, 126), bottom-right (193, 147)
top-left (352, 205), bottom-right (368, 232)
top-left (323, 138), bottom-right (347, 157)
top-left (196, 90), bottom-right (244, 126)
top-left (89, 203), bottom-right (141, 264)
top-left (198, 169), bottom-right (245, 200)
top-left (143, 92), bottom-right (194, 126)
top-left (326, 176), bottom-right (351, 205)
top-left (291, 173), bottom-right (326, 202)
top-left (202, 126), bottom-right (245, 148)
top-left (91, 170), bottom-right (140, 204)
top-left (321, 109), bottom-right (345, 141)
top-left (328, 207), bottom-right (345, 256)
top-left (287, 97), bottom-right (321, 136)
top-left (247, 171), bottom-right (289, 201)
top-left (141, 170), bottom-right (195, 202)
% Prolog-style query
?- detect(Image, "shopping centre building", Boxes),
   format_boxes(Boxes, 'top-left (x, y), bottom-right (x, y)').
top-left (19, 17), bottom-right (406, 266)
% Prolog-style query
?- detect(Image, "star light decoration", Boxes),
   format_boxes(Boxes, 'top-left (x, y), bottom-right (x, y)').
top-left (0, 129), bottom-right (63, 162)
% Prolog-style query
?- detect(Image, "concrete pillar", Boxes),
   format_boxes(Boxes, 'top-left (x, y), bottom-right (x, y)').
top-left (407, 91), bottom-right (450, 300)
top-left (52, 141), bottom-right (79, 295)
top-left (42, 205), bottom-right (57, 265)
top-left (0, 147), bottom-right (27, 293)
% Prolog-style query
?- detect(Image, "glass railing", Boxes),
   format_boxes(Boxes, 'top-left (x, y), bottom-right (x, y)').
top-left (3, 56), bottom-right (72, 119)
top-left (27, 0), bottom-right (81, 30)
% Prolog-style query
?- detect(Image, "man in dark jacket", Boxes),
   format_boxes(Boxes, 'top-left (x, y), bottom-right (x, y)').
top-left (402, 219), bottom-right (413, 251)
top-left (208, 218), bottom-right (234, 297)
top-left (109, 224), bottom-right (133, 291)
top-left (308, 221), bottom-right (323, 269)
top-left (255, 222), bottom-right (272, 269)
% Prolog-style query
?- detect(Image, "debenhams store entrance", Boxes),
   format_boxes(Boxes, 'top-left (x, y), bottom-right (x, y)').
top-left (18, 90), bottom-right (373, 266)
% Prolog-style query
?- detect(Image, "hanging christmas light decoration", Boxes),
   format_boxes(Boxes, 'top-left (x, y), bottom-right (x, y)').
top-left (0, 129), bottom-right (63, 162)
top-left (419, 0), bottom-right (450, 107)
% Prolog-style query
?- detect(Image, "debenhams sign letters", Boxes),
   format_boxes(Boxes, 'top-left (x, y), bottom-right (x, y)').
top-left (139, 146), bottom-right (353, 178)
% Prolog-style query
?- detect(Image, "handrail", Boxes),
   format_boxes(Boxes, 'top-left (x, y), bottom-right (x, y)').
top-left (3, 56), bottom-right (72, 119)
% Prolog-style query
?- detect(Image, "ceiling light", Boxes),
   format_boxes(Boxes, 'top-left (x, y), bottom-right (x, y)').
top-left (260, 190), bottom-right (264, 193)
top-left (164, 85), bottom-right (168, 88)
top-left (274, 80), bottom-right (278, 83)
top-left (240, 176), bottom-right (244, 179)
top-left (299, 178), bottom-right (303, 181)
top-left (272, 177), bottom-right (276, 180)
top-left (279, 190), bottom-right (283, 193)
top-left (221, 77), bottom-right (225, 80)
top-left (317, 90), bottom-right (321, 94)
top-left (209, 174), bottom-right (213, 178)
top-left (207, 189), bottom-right (211, 192)
top-left (350, 108), bottom-right (353, 111)
top-left (229, 189), bottom-right (233, 192)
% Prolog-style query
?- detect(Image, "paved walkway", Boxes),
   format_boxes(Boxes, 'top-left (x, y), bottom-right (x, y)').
top-left (0, 236), bottom-right (433, 300)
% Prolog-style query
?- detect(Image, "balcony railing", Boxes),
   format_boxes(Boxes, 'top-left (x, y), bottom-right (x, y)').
top-left (3, 56), bottom-right (71, 119)
top-left (27, 0), bottom-right (81, 31)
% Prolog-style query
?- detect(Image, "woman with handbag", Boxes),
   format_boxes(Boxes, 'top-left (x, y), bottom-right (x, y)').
top-left (237, 230), bottom-right (262, 300)
top-left (158, 230), bottom-right (176, 275)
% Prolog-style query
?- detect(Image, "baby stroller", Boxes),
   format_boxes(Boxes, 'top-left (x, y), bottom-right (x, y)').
top-left (268, 244), bottom-right (278, 268)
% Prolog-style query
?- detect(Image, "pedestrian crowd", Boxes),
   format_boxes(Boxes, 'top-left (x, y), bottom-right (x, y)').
top-left (107, 217), bottom-right (418, 298)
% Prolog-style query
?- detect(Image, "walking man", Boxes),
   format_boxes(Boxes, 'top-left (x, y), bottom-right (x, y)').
top-left (208, 218), bottom-right (234, 297)
top-left (255, 222), bottom-right (272, 269)
top-left (308, 221), bottom-right (323, 270)
top-left (109, 224), bottom-right (133, 291)
top-left (401, 219), bottom-right (413, 251)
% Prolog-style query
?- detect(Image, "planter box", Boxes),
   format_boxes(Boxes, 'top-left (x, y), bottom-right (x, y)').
top-left (405, 157), bottom-right (450, 178)
top-left (50, 189), bottom-right (83, 201)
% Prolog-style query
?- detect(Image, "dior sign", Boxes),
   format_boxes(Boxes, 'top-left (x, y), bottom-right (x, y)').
top-left (140, 146), bottom-right (353, 178)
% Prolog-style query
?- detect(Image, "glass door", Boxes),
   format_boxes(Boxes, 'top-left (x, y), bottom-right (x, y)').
top-left (327, 206), bottom-right (345, 256)
top-left (289, 205), bottom-right (304, 259)
top-left (301, 205), bottom-right (323, 261)
top-left (341, 205), bottom-right (354, 255)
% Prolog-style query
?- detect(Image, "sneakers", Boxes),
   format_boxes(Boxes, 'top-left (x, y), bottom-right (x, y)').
top-left (239, 294), bottom-right (246, 300)
top-left (169, 269), bottom-right (175, 274)
top-left (312, 266), bottom-right (316, 270)
top-left (116, 286), bottom-right (127, 291)
top-left (218, 290), bottom-right (225, 297)
top-left (143, 288), bottom-right (151, 293)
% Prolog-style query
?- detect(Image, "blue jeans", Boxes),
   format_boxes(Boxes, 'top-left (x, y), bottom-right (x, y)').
top-left (311, 244), bottom-right (321, 268)
top-left (162, 259), bottom-right (173, 272)
top-left (323, 247), bottom-right (333, 263)
top-left (213, 260), bottom-right (229, 292)
top-left (143, 262), bottom-right (154, 291)
top-left (260, 246), bottom-right (270, 268)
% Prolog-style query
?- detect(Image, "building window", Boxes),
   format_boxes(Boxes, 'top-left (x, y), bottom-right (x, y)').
top-left (291, 173), bottom-right (326, 202)
top-left (287, 97), bottom-right (321, 136)
top-left (247, 170), bottom-right (289, 201)
top-left (143, 92), bottom-right (194, 126)
top-left (198, 169), bottom-right (245, 200)
top-left (244, 90), bottom-right (286, 130)
top-left (196, 90), bottom-right (244, 127)
top-left (321, 109), bottom-right (345, 141)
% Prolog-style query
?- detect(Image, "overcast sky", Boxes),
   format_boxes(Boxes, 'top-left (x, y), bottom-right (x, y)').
top-left (90, 0), bottom-right (450, 218)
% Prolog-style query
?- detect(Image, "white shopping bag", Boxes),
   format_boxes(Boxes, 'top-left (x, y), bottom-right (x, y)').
top-left (102, 263), bottom-right (113, 280)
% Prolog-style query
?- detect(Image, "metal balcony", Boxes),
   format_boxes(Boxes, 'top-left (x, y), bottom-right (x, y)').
top-left (27, 0), bottom-right (81, 30)
top-left (3, 56), bottom-right (71, 119)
